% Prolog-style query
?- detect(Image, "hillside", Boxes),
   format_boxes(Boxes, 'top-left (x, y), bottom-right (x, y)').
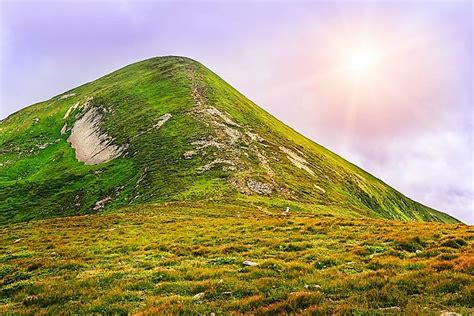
top-left (0, 56), bottom-right (458, 224)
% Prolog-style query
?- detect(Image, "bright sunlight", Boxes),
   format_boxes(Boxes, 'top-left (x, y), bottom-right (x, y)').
top-left (346, 48), bottom-right (380, 77)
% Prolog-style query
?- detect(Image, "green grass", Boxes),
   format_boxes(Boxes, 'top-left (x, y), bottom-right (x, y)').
top-left (0, 202), bottom-right (472, 314)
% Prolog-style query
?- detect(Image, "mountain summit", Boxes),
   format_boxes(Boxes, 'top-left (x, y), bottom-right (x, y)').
top-left (0, 56), bottom-right (458, 224)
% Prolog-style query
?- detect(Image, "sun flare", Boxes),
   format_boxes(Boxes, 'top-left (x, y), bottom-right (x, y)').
top-left (346, 48), bottom-right (379, 76)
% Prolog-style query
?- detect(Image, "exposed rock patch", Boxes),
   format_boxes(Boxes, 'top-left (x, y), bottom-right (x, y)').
top-left (63, 97), bottom-right (93, 120)
top-left (279, 146), bottom-right (315, 176)
top-left (219, 123), bottom-right (241, 143)
top-left (245, 131), bottom-right (265, 142)
top-left (59, 93), bottom-right (76, 100)
top-left (63, 102), bottom-right (79, 119)
top-left (60, 123), bottom-right (67, 135)
top-left (246, 179), bottom-right (273, 195)
top-left (153, 113), bottom-right (172, 129)
top-left (67, 107), bottom-right (127, 165)
top-left (204, 106), bottom-right (241, 127)
top-left (185, 65), bottom-right (264, 173)
top-left (255, 148), bottom-right (275, 176)
top-left (135, 113), bottom-right (172, 138)
top-left (93, 196), bottom-right (112, 211)
top-left (198, 159), bottom-right (237, 173)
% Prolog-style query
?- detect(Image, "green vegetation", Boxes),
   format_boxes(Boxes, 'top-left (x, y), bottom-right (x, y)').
top-left (0, 203), bottom-right (472, 314)
top-left (0, 56), bottom-right (459, 224)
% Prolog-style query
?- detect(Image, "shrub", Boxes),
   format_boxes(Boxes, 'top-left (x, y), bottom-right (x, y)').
top-left (441, 238), bottom-right (467, 249)
top-left (396, 237), bottom-right (426, 253)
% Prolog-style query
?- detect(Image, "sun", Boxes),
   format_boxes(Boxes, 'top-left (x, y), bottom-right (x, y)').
top-left (345, 47), bottom-right (380, 78)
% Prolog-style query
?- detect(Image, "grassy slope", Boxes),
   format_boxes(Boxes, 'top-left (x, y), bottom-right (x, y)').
top-left (0, 56), bottom-right (459, 224)
top-left (0, 202), bottom-right (472, 314)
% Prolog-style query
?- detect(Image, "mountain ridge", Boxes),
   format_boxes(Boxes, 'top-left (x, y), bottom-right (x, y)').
top-left (0, 56), bottom-right (459, 224)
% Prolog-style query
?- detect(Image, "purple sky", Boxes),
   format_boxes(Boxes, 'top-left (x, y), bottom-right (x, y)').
top-left (1, 0), bottom-right (473, 223)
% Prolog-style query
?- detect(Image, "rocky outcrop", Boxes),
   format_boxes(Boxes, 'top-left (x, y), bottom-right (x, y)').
top-left (279, 146), bottom-right (315, 176)
top-left (67, 107), bottom-right (127, 165)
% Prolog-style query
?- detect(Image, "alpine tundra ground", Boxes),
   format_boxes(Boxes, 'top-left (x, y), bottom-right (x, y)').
top-left (1, 203), bottom-right (472, 315)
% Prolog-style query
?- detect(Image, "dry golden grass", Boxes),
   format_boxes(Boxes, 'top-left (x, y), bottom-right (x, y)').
top-left (0, 203), bottom-right (472, 314)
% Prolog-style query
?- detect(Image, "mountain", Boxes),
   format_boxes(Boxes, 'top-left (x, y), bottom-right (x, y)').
top-left (0, 56), bottom-right (459, 224)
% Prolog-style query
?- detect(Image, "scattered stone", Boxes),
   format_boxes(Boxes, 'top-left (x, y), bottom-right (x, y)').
top-left (314, 184), bottom-right (326, 193)
top-left (243, 260), bottom-right (258, 267)
top-left (282, 206), bottom-right (290, 216)
top-left (415, 250), bottom-right (422, 254)
top-left (246, 179), bottom-right (272, 195)
top-left (14, 238), bottom-right (22, 243)
top-left (441, 312), bottom-right (461, 316)
top-left (33, 118), bottom-right (40, 123)
top-left (24, 295), bottom-right (38, 304)
top-left (222, 291), bottom-right (232, 297)
top-left (36, 143), bottom-right (50, 150)
top-left (378, 307), bottom-right (401, 311)
top-left (183, 150), bottom-right (197, 159)
top-left (192, 292), bottom-right (205, 300)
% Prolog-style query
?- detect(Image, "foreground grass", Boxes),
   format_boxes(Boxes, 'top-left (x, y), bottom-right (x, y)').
top-left (0, 203), bottom-right (472, 314)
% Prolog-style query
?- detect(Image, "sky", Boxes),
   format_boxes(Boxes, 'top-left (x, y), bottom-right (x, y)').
top-left (1, 0), bottom-right (473, 223)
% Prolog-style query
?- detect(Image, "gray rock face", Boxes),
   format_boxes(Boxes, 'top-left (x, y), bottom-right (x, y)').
top-left (246, 179), bottom-right (272, 195)
top-left (67, 107), bottom-right (127, 165)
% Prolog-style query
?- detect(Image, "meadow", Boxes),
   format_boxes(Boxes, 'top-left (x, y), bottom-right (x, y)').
top-left (1, 202), bottom-right (472, 314)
